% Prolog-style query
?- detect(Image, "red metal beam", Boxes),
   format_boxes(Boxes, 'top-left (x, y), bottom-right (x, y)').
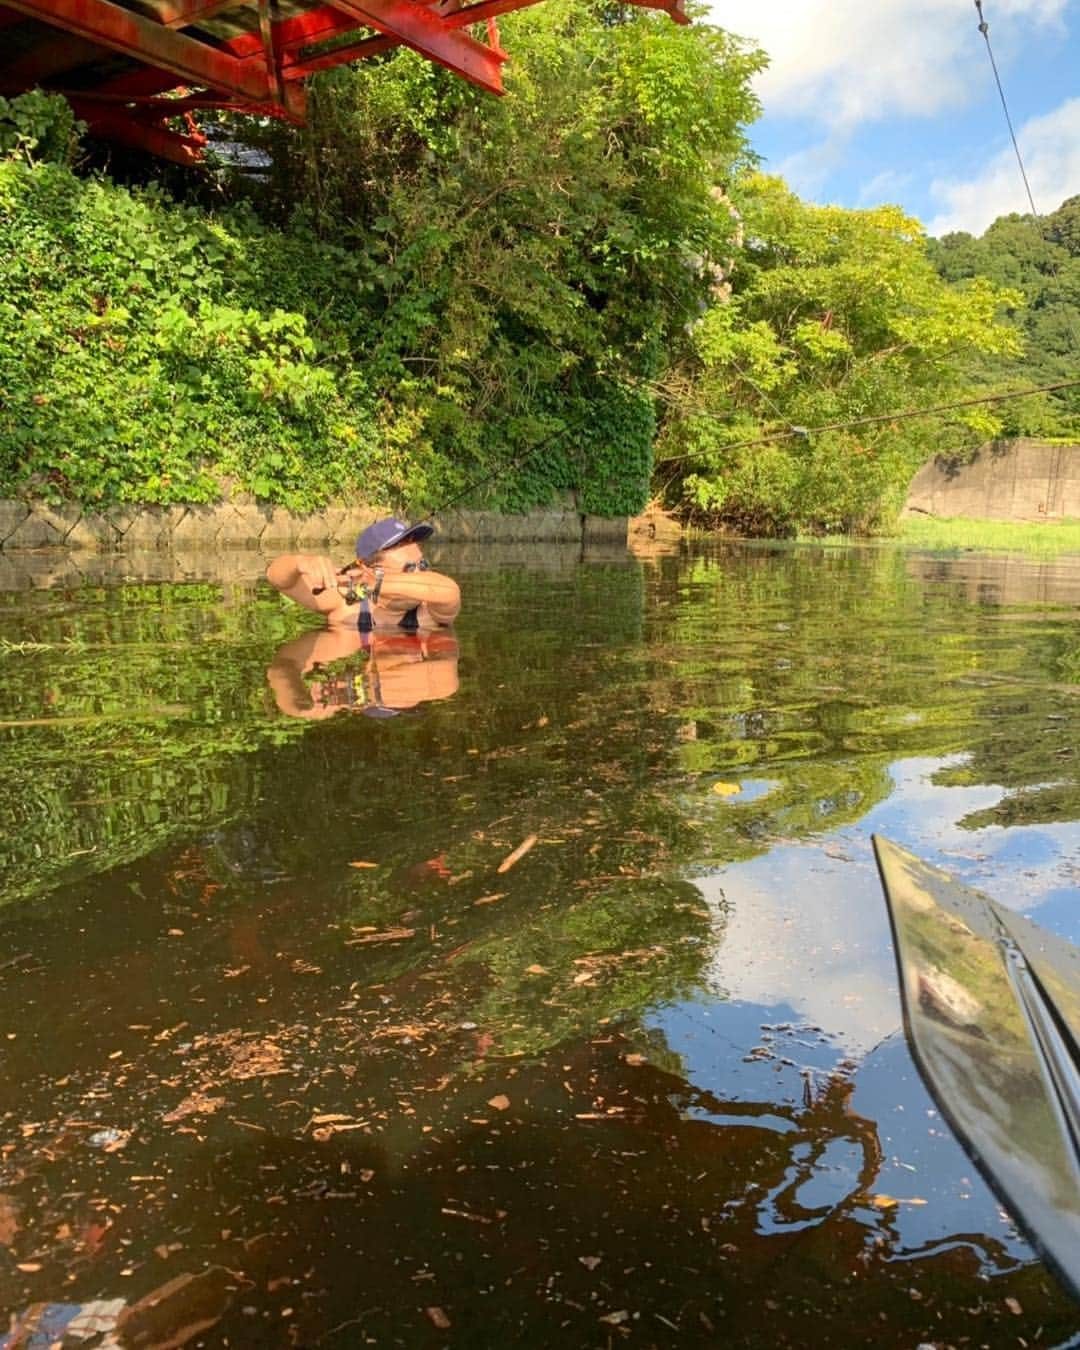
top-left (79, 67), bottom-right (182, 99)
top-left (0, 32), bottom-right (104, 92)
top-left (73, 104), bottom-right (206, 164)
top-left (277, 0), bottom-right (682, 79)
top-left (281, 0), bottom-right (505, 91)
top-left (255, 0), bottom-right (283, 106)
top-left (2, 0), bottom-right (276, 102)
top-left (3, 0), bottom-right (687, 164)
top-left (158, 0), bottom-right (243, 28)
top-left (281, 30), bottom-right (397, 77)
top-left (439, 0), bottom-right (545, 27)
top-left (224, 4), bottom-right (357, 59)
top-left (229, 0), bottom-right (476, 62)
top-left (277, 0), bottom-right (535, 81)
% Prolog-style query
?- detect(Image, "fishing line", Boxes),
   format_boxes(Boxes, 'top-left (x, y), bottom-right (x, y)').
top-left (419, 374), bottom-right (1080, 505)
top-left (655, 378), bottom-right (1080, 463)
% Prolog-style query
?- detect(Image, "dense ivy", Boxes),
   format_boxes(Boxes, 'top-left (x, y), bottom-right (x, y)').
top-left (0, 153), bottom-right (385, 510)
top-left (0, 4), bottom-right (763, 517)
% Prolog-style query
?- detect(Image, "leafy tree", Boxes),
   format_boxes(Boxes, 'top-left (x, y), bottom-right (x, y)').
top-left (927, 196), bottom-right (1080, 439)
top-left (655, 175), bottom-right (1022, 535)
top-left (216, 0), bottom-right (766, 515)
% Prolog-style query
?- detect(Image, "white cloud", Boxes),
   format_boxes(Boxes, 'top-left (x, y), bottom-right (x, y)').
top-left (770, 138), bottom-right (847, 199)
top-left (927, 96), bottom-right (1080, 234)
top-left (856, 168), bottom-right (915, 207)
top-left (707, 0), bottom-right (1070, 133)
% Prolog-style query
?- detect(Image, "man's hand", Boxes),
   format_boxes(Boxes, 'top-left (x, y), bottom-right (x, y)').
top-left (295, 555), bottom-right (343, 595)
top-left (266, 553), bottom-right (352, 617)
top-left (355, 560), bottom-right (379, 594)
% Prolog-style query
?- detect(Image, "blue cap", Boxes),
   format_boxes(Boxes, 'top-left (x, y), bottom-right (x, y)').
top-left (355, 517), bottom-right (434, 561)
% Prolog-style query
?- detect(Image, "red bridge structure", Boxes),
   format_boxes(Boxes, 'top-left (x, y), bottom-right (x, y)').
top-left (0, 0), bottom-right (686, 164)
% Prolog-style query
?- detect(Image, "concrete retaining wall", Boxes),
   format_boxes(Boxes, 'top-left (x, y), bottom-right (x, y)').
top-left (903, 439), bottom-right (1080, 522)
top-left (0, 494), bottom-right (626, 553)
top-left (0, 539), bottom-right (641, 593)
top-left (906, 554), bottom-right (1080, 608)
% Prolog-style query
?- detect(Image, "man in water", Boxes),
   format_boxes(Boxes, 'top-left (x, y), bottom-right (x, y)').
top-left (264, 517), bottom-right (461, 719)
top-left (265, 517), bottom-right (461, 631)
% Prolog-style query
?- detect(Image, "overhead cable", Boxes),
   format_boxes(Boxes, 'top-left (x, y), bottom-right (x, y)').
top-left (973, 0), bottom-right (1039, 217)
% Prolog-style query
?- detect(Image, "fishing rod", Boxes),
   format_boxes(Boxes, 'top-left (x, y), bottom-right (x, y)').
top-left (416, 422), bottom-right (570, 528)
top-left (315, 368), bottom-right (1080, 596)
top-left (313, 423), bottom-right (570, 596)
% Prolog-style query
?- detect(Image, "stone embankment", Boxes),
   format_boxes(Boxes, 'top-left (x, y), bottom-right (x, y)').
top-left (0, 495), bottom-right (627, 553)
top-left (903, 439), bottom-right (1080, 522)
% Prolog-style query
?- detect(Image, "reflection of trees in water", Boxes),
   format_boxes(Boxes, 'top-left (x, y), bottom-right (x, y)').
top-left (649, 546), bottom-right (1080, 836)
top-left (674, 1066), bottom-right (885, 1233)
top-left (0, 580), bottom-right (306, 904)
top-left (932, 693), bottom-right (1080, 830)
top-left (4, 546), bottom-right (1078, 905)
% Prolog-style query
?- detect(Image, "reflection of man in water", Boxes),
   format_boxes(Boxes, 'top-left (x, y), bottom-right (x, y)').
top-left (265, 517), bottom-right (461, 719)
top-left (266, 626), bottom-right (459, 720)
top-left (265, 517), bottom-right (461, 632)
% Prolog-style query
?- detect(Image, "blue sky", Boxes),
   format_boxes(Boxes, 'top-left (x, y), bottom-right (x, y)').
top-left (705, 0), bottom-right (1080, 236)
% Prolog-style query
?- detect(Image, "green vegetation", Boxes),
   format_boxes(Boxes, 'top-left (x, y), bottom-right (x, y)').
top-left (655, 177), bottom-right (1022, 536)
top-left (896, 515), bottom-right (1080, 557)
top-left (928, 197), bottom-right (1080, 441)
top-left (0, 4), bottom-right (763, 517)
top-left (0, 151), bottom-right (387, 511)
top-left (0, 12), bottom-right (1075, 532)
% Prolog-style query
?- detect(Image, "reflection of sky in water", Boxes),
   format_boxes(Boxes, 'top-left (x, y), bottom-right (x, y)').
top-left (677, 753), bottom-right (1080, 1061)
top-left (724, 777), bottom-right (779, 804)
top-left (867, 756), bottom-right (1080, 940)
top-left (647, 751), bottom-right (1080, 1274)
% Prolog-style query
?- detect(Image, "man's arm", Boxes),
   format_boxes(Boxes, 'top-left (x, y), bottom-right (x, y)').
top-left (360, 564), bottom-right (461, 625)
top-left (265, 628), bottom-right (365, 718)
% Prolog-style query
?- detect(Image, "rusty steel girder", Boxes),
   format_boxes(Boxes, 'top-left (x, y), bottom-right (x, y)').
top-left (0, 0), bottom-right (685, 162)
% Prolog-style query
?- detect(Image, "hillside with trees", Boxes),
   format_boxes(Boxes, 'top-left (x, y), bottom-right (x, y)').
top-left (927, 196), bottom-right (1080, 442)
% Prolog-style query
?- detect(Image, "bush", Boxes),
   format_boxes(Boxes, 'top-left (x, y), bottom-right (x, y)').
top-left (0, 159), bottom-right (385, 509)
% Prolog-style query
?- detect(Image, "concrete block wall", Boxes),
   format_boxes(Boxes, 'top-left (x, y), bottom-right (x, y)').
top-left (903, 440), bottom-right (1080, 522)
top-left (0, 494), bottom-right (626, 554)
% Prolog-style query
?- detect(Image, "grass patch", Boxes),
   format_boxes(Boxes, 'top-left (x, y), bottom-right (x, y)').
top-left (894, 515), bottom-right (1080, 557)
top-left (793, 516), bottom-right (1080, 556)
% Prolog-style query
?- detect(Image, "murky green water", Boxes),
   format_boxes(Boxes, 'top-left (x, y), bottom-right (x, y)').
top-left (1, 540), bottom-right (1079, 1348)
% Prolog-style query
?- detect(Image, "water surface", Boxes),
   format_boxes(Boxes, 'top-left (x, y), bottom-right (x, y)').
top-left (1, 540), bottom-right (1079, 1347)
